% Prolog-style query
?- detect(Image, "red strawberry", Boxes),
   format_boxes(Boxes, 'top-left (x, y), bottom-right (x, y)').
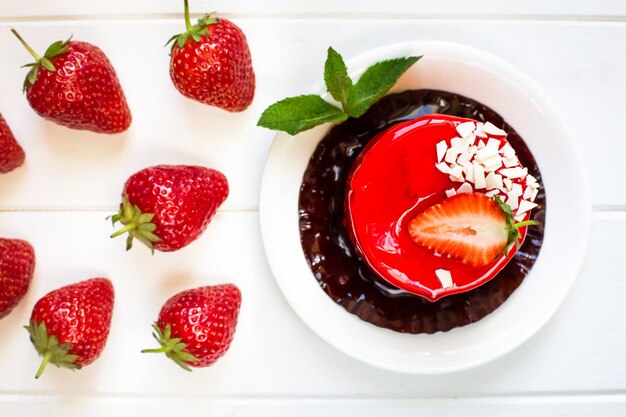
top-left (0, 114), bottom-right (25, 173)
top-left (0, 238), bottom-right (35, 319)
top-left (26, 278), bottom-right (114, 378)
top-left (11, 29), bottom-right (131, 134)
top-left (110, 165), bottom-right (229, 253)
top-left (167, 0), bottom-right (255, 112)
top-left (142, 284), bottom-right (241, 370)
top-left (408, 193), bottom-right (536, 267)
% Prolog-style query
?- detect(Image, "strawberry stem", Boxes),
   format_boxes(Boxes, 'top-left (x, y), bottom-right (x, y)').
top-left (35, 351), bottom-right (52, 379)
top-left (25, 320), bottom-right (81, 378)
top-left (10, 28), bottom-right (41, 61)
top-left (514, 219), bottom-right (539, 229)
top-left (141, 323), bottom-right (198, 372)
top-left (109, 195), bottom-right (161, 254)
top-left (183, 0), bottom-right (193, 32)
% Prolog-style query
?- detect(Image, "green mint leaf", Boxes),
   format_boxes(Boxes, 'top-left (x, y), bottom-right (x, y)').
top-left (346, 55), bottom-right (422, 118)
top-left (324, 47), bottom-right (352, 106)
top-left (257, 95), bottom-right (348, 135)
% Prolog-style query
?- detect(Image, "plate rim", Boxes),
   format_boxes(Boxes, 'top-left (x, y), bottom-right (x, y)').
top-left (259, 40), bottom-right (592, 374)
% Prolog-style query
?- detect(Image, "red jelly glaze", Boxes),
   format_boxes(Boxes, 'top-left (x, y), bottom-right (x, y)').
top-left (345, 114), bottom-right (527, 301)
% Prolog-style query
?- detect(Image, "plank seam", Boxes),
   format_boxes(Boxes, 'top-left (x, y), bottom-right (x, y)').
top-left (1, 14), bottom-right (626, 24)
top-left (1, 392), bottom-right (626, 402)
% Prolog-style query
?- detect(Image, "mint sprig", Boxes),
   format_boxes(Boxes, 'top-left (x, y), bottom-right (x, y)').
top-left (258, 47), bottom-right (422, 136)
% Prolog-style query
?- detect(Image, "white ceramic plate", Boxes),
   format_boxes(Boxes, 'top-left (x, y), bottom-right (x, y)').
top-left (259, 41), bottom-right (591, 374)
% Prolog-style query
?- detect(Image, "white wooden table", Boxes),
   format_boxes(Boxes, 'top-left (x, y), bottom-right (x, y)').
top-left (0, 2), bottom-right (625, 415)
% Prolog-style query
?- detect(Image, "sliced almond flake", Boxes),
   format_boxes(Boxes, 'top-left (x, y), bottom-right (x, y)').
top-left (500, 167), bottom-right (526, 179)
top-left (485, 189), bottom-right (500, 197)
top-left (463, 162), bottom-right (474, 183)
top-left (445, 188), bottom-right (457, 198)
top-left (506, 194), bottom-right (519, 211)
top-left (502, 155), bottom-right (519, 168)
top-left (482, 155), bottom-right (503, 172)
top-left (523, 186), bottom-right (534, 200)
top-left (445, 147), bottom-right (462, 164)
top-left (457, 183), bottom-right (473, 194)
top-left (473, 161), bottom-right (486, 189)
top-left (477, 140), bottom-right (486, 149)
top-left (457, 151), bottom-right (471, 166)
top-left (448, 164), bottom-right (463, 179)
top-left (485, 172), bottom-right (503, 190)
top-left (450, 137), bottom-right (463, 148)
top-left (517, 199), bottom-right (538, 214)
top-left (500, 143), bottom-right (516, 158)
top-left (503, 178), bottom-right (513, 191)
top-left (511, 183), bottom-right (523, 196)
top-left (456, 121), bottom-right (476, 139)
top-left (476, 145), bottom-right (499, 162)
top-left (435, 162), bottom-right (451, 174)
top-left (435, 269), bottom-right (453, 288)
top-left (467, 145), bottom-right (478, 159)
top-left (436, 141), bottom-right (448, 163)
top-left (515, 213), bottom-right (527, 223)
top-left (526, 174), bottom-right (537, 186)
top-left (474, 123), bottom-right (487, 138)
top-left (531, 188), bottom-right (539, 202)
top-left (483, 121), bottom-right (507, 136)
top-left (486, 138), bottom-right (501, 150)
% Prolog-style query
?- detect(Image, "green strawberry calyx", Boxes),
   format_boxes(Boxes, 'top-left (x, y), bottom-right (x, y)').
top-left (11, 28), bottom-right (71, 92)
top-left (141, 323), bottom-right (199, 372)
top-left (166, 0), bottom-right (218, 50)
top-left (109, 195), bottom-right (161, 254)
top-left (494, 195), bottom-right (539, 253)
top-left (25, 320), bottom-right (81, 379)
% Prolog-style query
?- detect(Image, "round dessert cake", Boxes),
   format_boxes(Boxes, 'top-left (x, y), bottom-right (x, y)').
top-left (298, 89), bottom-right (545, 334)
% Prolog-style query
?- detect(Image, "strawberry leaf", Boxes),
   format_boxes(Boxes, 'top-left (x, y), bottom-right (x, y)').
top-left (494, 195), bottom-right (538, 252)
top-left (324, 47), bottom-right (352, 106)
top-left (257, 95), bottom-right (348, 136)
top-left (345, 56), bottom-right (421, 118)
top-left (142, 323), bottom-right (199, 372)
top-left (25, 320), bottom-right (81, 378)
top-left (110, 195), bottom-right (161, 254)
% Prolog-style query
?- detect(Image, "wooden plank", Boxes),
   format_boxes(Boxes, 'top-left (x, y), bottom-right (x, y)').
top-left (1, 396), bottom-right (626, 417)
top-left (1, 1), bottom-right (626, 20)
top-left (0, 211), bottom-right (624, 398)
top-left (0, 19), bottom-right (623, 209)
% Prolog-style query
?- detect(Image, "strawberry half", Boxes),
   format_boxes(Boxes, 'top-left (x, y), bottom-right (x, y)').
top-left (167, 0), bottom-right (255, 112)
top-left (0, 238), bottom-right (35, 319)
top-left (408, 193), bottom-right (536, 267)
top-left (11, 29), bottom-right (131, 134)
top-left (142, 284), bottom-right (241, 370)
top-left (0, 113), bottom-right (25, 174)
top-left (25, 278), bottom-right (114, 378)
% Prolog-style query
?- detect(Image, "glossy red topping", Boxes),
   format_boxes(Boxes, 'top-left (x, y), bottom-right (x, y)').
top-left (345, 114), bottom-right (529, 301)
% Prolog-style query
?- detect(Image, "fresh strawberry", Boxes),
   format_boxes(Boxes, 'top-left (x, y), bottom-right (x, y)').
top-left (167, 0), bottom-right (255, 112)
top-left (0, 238), bottom-right (35, 319)
top-left (142, 284), bottom-right (241, 370)
top-left (110, 165), bottom-right (228, 253)
top-left (11, 29), bottom-right (131, 134)
top-left (408, 193), bottom-right (536, 267)
top-left (25, 278), bottom-right (114, 378)
top-left (0, 114), bottom-right (25, 173)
